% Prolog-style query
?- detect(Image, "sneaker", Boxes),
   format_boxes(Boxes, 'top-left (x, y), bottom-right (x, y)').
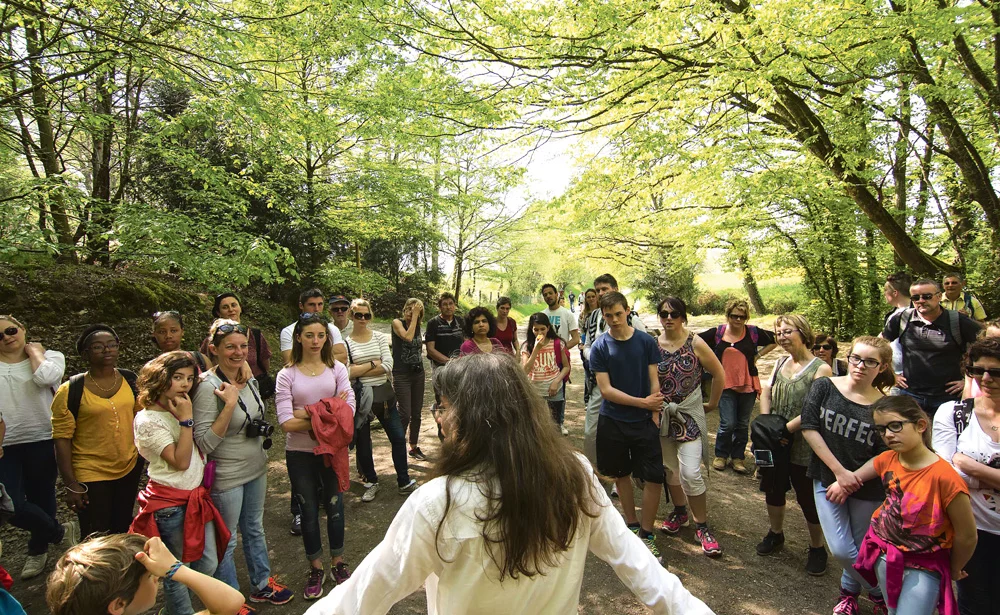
top-left (237, 604), bottom-right (257, 615)
top-left (303, 567), bottom-right (325, 600)
top-left (560, 425), bottom-right (569, 436)
top-left (60, 520), bottom-right (80, 548)
top-left (610, 483), bottom-right (619, 498)
top-left (712, 457), bottom-right (727, 471)
top-left (398, 479), bottom-right (418, 495)
top-left (638, 531), bottom-right (662, 562)
top-left (731, 459), bottom-right (748, 474)
top-left (660, 509), bottom-right (689, 535)
top-left (832, 592), bottom-right (860, 615)
top-left (869, 594), bottom-right (887, 615)
top-left (755, 530), bottom-right (785, 555)
top-left (290, 514), bottom-right (302, 536)
top-left (408, 447), bottom-right (427, 461)
top-left (361, 482), bottom-right (380, 502)
top-left (696, 526), bottom-right (722, 557)
top-left (332, 561), bottom-right (352, 585)
top-left (249, 577), bottom-right (294, 605)
top-left (21, 553), bottom-right (47, 579)
top-left (806, 546), bottom-right (828, 576)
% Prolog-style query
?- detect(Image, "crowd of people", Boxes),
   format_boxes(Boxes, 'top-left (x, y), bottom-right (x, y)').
top-left (0, 269), bottom-right (996, 615)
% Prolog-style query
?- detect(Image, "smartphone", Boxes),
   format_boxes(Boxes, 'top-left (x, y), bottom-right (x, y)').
top-left (754, 449), bottom-right (775, 468)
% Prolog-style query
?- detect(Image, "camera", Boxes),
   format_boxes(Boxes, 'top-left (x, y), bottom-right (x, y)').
top-left (247, 418), bottom-right (274, 439)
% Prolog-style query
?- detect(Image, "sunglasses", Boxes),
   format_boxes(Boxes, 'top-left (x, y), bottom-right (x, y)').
top-left (330, 306), bottom-right (349, 313)
top-left (0, 326), bottom-right (18, 340)
top-left (966, 366), bottom-right (1000, 379)
top-left (152, 310), bottom-right (180, 320)
top-left (874, 420), bottom-right (917, 435)
top-left (847, 354), bottom-right (880, 369)
top-left (658, 310), bottom-right (683, 320)
top-left (812, 344), bottom-right (834, 351)
top-left (909, 293), bottom-right (938, 302)
top-left (353, 312), bottom-right (373, 320)
top-left (212, 323), bottom-right (249, 343)
top-left (728, 314), bottom-right (747, 321)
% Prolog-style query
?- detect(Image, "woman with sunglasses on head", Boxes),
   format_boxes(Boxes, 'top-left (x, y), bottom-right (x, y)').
top-left (151, 311), bottom-right (208, 372)
top-left (800, 336), bottom-right (894, 615)
top-left (756, 315), bottom-right (831, 573)
top-left (653, 299), bottom-right (726, 557)
top-left (276, 313), bottom-right (356, 599)
top-left (698, 299), bottom-right (777, 474)
top-left (933, 337), bottom-right (1000, 614)
top-left (812, 334), bottom-right (848, 376)
top-left (199, 294), bottom-right (272, 392)
top-left (304, 353), bottom-right (715, 615)
top-left (0, 315), bottom-right (76, 580)
top-left (192, 319), bottom-right (293, 611)
top-left (347, 299), bottom-right (417, 503)
top-left (51, 324), bottom-right (143, 538)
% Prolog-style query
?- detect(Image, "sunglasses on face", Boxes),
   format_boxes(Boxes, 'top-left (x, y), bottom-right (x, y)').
top-left (353, 312), bottom-right (373, 320)
top-left (658, 310), bottom-right (683, 320)
top-left (847, 354), bottom-right (880, 369)
top-left (966, 366), bottom-right (1000, 379)
top-left (0, 326), bottom-right (18, 340)
top-left (812, 344), bottom-right (834, 351)
top-left (910, 293), bottom-right (938, 301)
top-left (728, 314), bottom-right (747, 321)
top-left (330, 306), bottom-right (349, 313)
top-left (874, 420), bottom-right (917, 435)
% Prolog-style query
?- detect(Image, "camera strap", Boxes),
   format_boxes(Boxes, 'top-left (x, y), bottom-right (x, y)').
top-left (215, 368), bottom-right (265, 432)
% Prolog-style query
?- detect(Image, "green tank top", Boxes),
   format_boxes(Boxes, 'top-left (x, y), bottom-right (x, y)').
top-left (770, 356), bottom-right (824, 466)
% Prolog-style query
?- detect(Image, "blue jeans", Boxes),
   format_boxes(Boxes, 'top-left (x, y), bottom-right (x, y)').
top-left (896, 389), bottom-right (958, 419)
top-left (356, 399), bottom-right (411, 487)
top-left (715, 389), bottom-right (756, 460)
top-left (874, 555), bottom-right (940, 615)
top-left (154, 505), bottom-right (219, 615)
top-left (0, 440), bottom-right (62, 555)
top-left (286, 451), bottom-right (344, 561)
top-left (211, 474), bottom-right (270, 591)
top-left (814, 481), bottom-right (883, 596)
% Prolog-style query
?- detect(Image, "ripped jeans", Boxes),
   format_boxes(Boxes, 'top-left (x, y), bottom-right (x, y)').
top-left (286, 450), bottom-right (345, 561)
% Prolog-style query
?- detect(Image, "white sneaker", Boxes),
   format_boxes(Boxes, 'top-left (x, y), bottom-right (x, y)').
top-left (61, 520), bottom-right (80, 548)
top-left (398, 479), bottom-right (417, 495)
top-left (361, 483), bottom-right (380, 502)
top-left (22, 553), bottom-right (47, 579)
top-left (560, 425), bottom-right (569, 436)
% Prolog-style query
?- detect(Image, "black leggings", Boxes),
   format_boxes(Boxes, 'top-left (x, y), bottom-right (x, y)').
top-left (958, 529), bottom-right (1000, 615)
top-left (763, 463), bottom-right (819, 525)
top-left (76, 461), bottom-right (143, 537)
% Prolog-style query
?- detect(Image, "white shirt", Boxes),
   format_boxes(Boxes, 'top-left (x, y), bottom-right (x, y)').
top-left (134, 409), bottom-right (205, 490)
top-left (885, 307), bottom-right (907, 375)
top-left (306, 454), bottom-right (715, 615)
top-left (0, 350), bottom-right (64, 445)
top-left (541, 307), bottom-right (578, 345)
top-left (933, 402), bottom-right (1000, 535)
top-left (279, 322), bottom-right (344, 352)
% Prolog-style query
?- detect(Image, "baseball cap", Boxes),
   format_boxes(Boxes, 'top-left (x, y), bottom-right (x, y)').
top-left (329, 295), bottom-right (350, 306)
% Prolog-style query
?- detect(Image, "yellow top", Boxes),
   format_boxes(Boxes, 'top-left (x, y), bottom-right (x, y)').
top-left (942, 295), bottom-right (987, 321)
top-left (50, 378), bottom-right (140, 483)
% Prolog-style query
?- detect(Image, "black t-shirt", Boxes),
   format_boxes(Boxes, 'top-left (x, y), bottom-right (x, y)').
top-left (391, 320), bottom-right (423, 373)
top-left (424, 315), bottom-right (465, 366)
top-left (881, 309), bottom-right (981, 397)
top-left (697, 325), bottom-right (776, 378)
top-left (800, 377), bottom-right (888, 501)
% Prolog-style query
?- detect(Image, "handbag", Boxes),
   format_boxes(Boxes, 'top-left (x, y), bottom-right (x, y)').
top-left (371, 381), bottom-right (395, 403)
top-left (200, 443), bottom-right (216, 490)
top-left (345, 339), bottom-right (363, 402)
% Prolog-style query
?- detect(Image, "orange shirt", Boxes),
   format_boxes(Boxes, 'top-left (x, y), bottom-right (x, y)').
top-left (720, 347), bottom-right (760, 394)
top-left (869, 450), bottom-right (968, 553)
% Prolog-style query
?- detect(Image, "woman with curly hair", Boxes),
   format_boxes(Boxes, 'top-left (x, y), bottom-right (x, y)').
top-left (459, 306), bottom-right (506, 355)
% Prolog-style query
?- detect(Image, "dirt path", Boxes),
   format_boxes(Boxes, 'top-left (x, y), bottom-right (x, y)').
top-left (4, 318), bottom-right (867, 615)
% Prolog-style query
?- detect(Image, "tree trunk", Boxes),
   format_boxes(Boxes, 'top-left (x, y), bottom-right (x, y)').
top-left (87, 66), bottom-right (115, 265)
top-left (735, 249), bottom-right (766, 315)
top-left (453, 251), bottom-right (464, 298)
top-left (891, 77), bottom-right (910, 268)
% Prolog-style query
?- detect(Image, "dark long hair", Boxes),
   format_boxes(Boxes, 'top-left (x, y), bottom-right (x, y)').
top-left (463, 306), bottom-right (497, 338)
top-left (524, 312), bottom-right (557, 354)
top-left (289, 314), bottom-right (335, 367)
top-left (871, 395), bottom-right (933, 451)
top-left (432, 353), bottom-right (598, 580)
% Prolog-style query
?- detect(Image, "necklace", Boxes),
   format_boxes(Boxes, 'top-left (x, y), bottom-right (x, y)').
top-left (300, 363), bottom-right (325, 376)
top-left (87, 370), bottom-right (119, 393)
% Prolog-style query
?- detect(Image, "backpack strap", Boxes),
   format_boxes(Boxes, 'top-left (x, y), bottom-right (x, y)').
top-left (251, 328), bottom-right (263, 366)
top-left (947, 310), bottom-right (962, 349)
top-left (66, 369), bottom-right (138, 419)
top-left (953, 398), bottom-right (975, 435)
top-left (898, 308), bottom-right (913, 339)
top-left (714, 324), bottom-right (726, 345)
top-left (189, 350), bottom-right (208, 373)
top-left (748, 324), bottom-right (759, 346)
top-left (963, 291), bottom-right (974, 314)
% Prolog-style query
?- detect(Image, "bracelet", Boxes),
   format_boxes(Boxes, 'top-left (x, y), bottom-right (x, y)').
top-left (164, 561), bottom-right (183, 580)
top-left (66, 482), bottom-right (88, 494)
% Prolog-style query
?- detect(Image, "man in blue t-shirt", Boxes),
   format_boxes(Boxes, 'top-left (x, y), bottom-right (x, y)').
top-left (590, 291), bottom-right (665, 563)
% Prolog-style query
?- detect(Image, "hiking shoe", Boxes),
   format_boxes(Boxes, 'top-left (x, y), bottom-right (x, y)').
top-left (832, 592), bottom-right (860, 615)
top-left (806, 546), bottom-right (828, 576)
top-left (303, 567), bottom-right (325, 600)
top-left (638, 532), bottom-right (662, 562)
top-left (408, 447), bottom-right (427, 461)
top-left (332, 562), bottom-right (352, 585)
top-left (731, 459), bottom-right (748, 474)
top-left (660, 509), bottom-right (689, 535)
top-left (755, 530), bottom-right (785, 555)
top-left (60, 520), bottom-right (80, 548)
top-left (398, 479), bottom-right (418, 495)
top-left (560, 424), bottom-right (569, 436)
top-left (237, 604), bottom-right (257, 615)
top-left (290, 514), bottom-right (302, 536)
top-left (361, 482), bottom-right (380, 502)
top-left (696, 526), bottom-right (722, 557)
top-left (249, 577), bottom-right (294, 605)
top-left (712, 457), bottom-right (727, 471)
top-left (21, 553), bottom-right (47, 579)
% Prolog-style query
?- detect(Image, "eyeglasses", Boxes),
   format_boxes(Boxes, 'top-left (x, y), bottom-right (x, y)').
top-left (658, 310), bottom-right (683, 320)
top-left (330, 306), bottom-right (349, 313)
top-left (353, 312), bottom-right (373, 320)
top-left (0, 326), bottom-right (18, 340)
top-left (874, 420), bottom-right (917, 435)
top-left (812, 344), bottom-right (834, 351)
top-left (847, 354), bottom-right (881, 369)
top-left (909, 293), bottom-right (938, 302)
top-left (88, 342), bottom-right (120, 353)
top-left (728, 313), bottom-right (747, 321)
top-left (775, 329), bottom-right (799, 338)
top-left (966, 365), bottom-right (1000, 379)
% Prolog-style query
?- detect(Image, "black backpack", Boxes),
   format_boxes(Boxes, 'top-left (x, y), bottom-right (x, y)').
top-left (66, 370), bottom-right (139, 419)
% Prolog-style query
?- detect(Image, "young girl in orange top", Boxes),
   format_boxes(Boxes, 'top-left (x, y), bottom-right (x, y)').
top-left (828, 396), bottom-right (978, 615)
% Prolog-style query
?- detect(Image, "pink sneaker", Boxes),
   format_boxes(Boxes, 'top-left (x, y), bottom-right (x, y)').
top-left (659, 509), bottom-right (689, 535)
top-left (696, 526), bottom-right (722, 557)
top-left (869, 594), bottom-right (887, 615)
top-left (832, 592), bottom-right (859, 615)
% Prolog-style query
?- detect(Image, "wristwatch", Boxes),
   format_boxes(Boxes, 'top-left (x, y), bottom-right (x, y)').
top-left (178, 418), bottom-right (195, 428)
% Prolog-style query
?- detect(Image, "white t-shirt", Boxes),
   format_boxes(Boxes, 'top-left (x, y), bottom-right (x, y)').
top-left (885, 307), bottom-right (907, 375)
top-left (542, 307), bottom-right (578, 344)
top-left (280, 322), bottom-right (345, 352)
top-left (0, 350), bottom-right (64, 445)
top-left (933, 402), bottom-right (1000, 535)
top-left (304, 454), bottom-right (713, 615)
top-left (134, 409), bottom-right (206, 490)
